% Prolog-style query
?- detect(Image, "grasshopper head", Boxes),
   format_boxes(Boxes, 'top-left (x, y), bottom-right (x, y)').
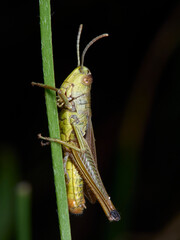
top-left (61, 25), bottom-right (108, 97)
top-left (63, 65), bottom-right (93, 97)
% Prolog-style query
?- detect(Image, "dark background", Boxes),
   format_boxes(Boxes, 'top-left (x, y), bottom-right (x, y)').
top-left (0, 0), bottom-right (180, 239)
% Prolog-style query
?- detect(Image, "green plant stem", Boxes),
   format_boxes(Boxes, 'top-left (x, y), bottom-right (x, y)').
top-left (39, 0), bottom-right (71, 239)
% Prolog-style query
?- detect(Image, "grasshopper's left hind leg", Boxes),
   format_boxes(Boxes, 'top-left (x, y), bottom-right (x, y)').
top-left (38, 134), bottom-right (82, 152)
top-left (38, 134), bottom-right (80, 183)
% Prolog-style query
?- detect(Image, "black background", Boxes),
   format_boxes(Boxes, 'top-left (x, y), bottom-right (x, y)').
top-left (1, 0), bottom-right (180, 239)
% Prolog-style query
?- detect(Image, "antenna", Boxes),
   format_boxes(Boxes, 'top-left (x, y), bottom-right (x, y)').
top-left (81, 33), bottom-right (109, 69)
top-left (77, 24), bottom-right (83, 67)
top-left (76, 24), bottom-right (109, 68)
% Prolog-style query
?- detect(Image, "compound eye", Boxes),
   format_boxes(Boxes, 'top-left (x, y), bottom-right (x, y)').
top-left (82, 74), bottom-right (93, 86)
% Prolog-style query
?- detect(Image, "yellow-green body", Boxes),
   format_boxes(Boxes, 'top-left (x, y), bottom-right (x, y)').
top-left (65, 158), bottom-right (85, 214)
top-left (59, 66), bottom-right (91, 144)
top-left (58, 66), bottom-right (92, 214)
top-left (32, 25), bottom-right (120, 221)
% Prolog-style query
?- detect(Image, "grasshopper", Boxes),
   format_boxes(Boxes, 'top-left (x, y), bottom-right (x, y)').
top-left (32, 25), bottom-right (120, 221)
